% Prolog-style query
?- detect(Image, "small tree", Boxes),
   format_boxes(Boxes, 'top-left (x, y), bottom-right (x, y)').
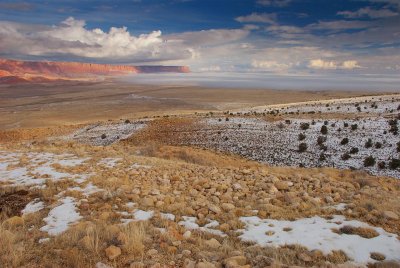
top-left (341, 153), bottom-right (351, 160)
top-left (298, 133), bottom-right (306, 141)
top-left (319, 153), bottom-right (326, 161)
top-left (298, 143), bottom-right (308, 152)
top-left (300, 122), bottom-right (310, 130)
top-left (317, 136), bottom-right (327, 145)
top-left (375, 142), bottom-right (382, 149)
top-left (364, 156), bottom-right (376, 167)
top-left (340, 138), bottom-right (349, 145)
top-left (397, 141), bottom-right (400, 152)
top-left (320, 125), bottom-right (328, 135)
top-left (349, 147), bottom-right (359, 154)
top-left (351, 124), bottom-right (358, 131)
top-left (365, 138), bottom-right (373, 148)
top-left (378, 161), bottom-right (386, 169)
top-left (389, 158), bottom-right (400, 170)
top-left (101, 134), bottom-right (107, 139)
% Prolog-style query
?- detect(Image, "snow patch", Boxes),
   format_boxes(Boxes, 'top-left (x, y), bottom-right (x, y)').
top-left (239, 215), bottom-right (400, 264)
top-left (40, 197), bottom-right (82, 236)
top-left (22, 199), bottom-right (45, 215)
top-left (178, 216), bottom-right (226, 237)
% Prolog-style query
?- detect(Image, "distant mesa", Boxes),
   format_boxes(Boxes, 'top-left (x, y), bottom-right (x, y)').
top-left (0, 58), bottom-right (190, 84)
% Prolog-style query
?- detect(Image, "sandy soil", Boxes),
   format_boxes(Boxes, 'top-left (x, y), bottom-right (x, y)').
top-left (0, 80), bottom-right (392, 130)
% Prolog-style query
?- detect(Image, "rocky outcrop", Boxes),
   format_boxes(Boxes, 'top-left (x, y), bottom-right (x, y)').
top-left (0, 58), bottom-right (190, 83)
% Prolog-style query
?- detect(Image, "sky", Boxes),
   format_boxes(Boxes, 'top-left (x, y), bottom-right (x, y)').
top-left (0, 0), bottom-right (400, 81)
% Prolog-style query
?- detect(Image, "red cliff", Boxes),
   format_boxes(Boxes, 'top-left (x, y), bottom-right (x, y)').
top-left (0, 58), bottom-right (190, 83)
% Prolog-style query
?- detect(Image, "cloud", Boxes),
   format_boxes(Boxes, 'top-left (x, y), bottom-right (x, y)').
top-left (256, 0), bottom-right (291, 7)
top-left (252, 60), bottom-right (292, 71)
top-left (0, 17), bottom-right (196, 62)
top-left (307, 20), bottom-right (371, 31)
top-left (199, 65), bottom-right (221, 72)
top-left (308, 59), bottom-right (361, 70)
top-left (0, 2), bottom-right (34, 11)
top-left (338, 7), bottom-right (398, 18)
top-left (236, 13), bottom-right (277, 24)
top-left (166, 28), bottom-right (249, 46)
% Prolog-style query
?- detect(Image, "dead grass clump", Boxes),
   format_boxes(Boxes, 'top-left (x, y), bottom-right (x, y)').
top-left (119, 221), bottom-right (146, 256)
top-left (140, 141), bottom-right (161, 157)
top-left (326, 250), bottom-right (348, 263)
top-left (0, 224), bottom-right (25, 266)
top-left (338, 225), bottom-right (379, 239)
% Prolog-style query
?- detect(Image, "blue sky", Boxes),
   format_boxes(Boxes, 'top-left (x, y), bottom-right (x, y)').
top-left (0, 0), bottom-right (400, 76)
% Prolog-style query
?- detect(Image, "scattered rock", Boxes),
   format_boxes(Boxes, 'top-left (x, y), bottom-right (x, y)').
top-left (382, 211), bottom-right (399, 220)
top-left (224, 256), bottom-right (247, 267)
top-left (147, 249), bottom-right (158, 256)
top-left (205, 238), bottom-right (221, 249)
top-left (275, 181), bottom-right (290, 191)
top-left (96, 262), bottom-right (113, 268)
top-left (105, 245), bottom-right (121, 260)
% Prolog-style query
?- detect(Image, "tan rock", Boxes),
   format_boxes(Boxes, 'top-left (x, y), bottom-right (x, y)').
top-left (183, 230), bottom-right (192, 239)
top-left (105, 245), bottom-right (121, 260)
top-left (183, 258), bottom-right (196, 268)
top-left (130, 262), bottom-right (144, 268)
top-left (142, 197), bottom-right (154, 207)
top-left (205, 238), bottom-right (221, 249)
top-left (224, 256), bottom-right (247, 267)
top-left (208, 204), bottom-right (221, 214)
top-left (221, 203), bottom-right (235, 211)
top-left (147, 249), bottom-right (158, 256)
top-left (383, 211), bottom-right (399, 220)
top-left (275, 181), bottom-right (290, 191)
top-left (196, 261), bottom-right (216, 268)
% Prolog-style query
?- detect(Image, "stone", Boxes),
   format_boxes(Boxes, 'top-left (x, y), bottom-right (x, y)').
top-left (96, 262), bottom-right (113, 268)
top-left (297, 252), bottom-right (312, 262)
top-left (221, 203), bottom-right (235, 211)
top-left (208, 204), bottom-right (222, 214)
top-left (205, 238), bottom-right (221, 249)
top-left (130, 262), bottom-right (144, 268)
top-left (183, 230), bottom-right (192, 239)
top-left (382, 211), bottom-right (399, 220)
top-left (183, 258), bottom-right (196, 268)
top-left (142, 197), bottom-right (154, 207)
top-left (196, 261), bottom-right (216, 268)
top-left (224, 256), bottom-right (247, 267)
top-left (275, 181), bottom-right (290, 191)
top-left (105, 245), bottom-right (121, 260)
top-left (147, 249), bottom-right (158, 256)
top-left (182, 250), bottom-right (191, 256)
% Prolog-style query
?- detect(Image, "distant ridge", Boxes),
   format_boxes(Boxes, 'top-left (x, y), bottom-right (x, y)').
top-left (0, 58), bottom-right (190, 83)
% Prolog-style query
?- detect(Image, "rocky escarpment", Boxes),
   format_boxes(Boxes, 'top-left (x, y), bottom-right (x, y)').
top-left (0, 58), bottom-right (190, 83)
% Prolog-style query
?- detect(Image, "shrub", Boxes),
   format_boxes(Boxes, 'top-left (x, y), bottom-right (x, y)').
top-left (365, 138), bottom-right (373, 148)
top-left (341, 153), bottom-right (351, 160)
top-left (225, 117), bottom-right (229, 121)
top-left (349, 147), bottom-right (359, 154)
top-left (101, 134), bottom-right (107, 139)
top-left (343, 122), bottom-right (349, 128)
top-left (340, 138), bottom-right (349, 145)
top-left (397, 141), bottom-right (400, 152)
top-left (388, 158), bottom-right (400, 170)
top-left (317, 136), bottom-right (327, 145)
top-left (298, 143), bottom-right (308, 152)
top-left (321, 125), bottom-right (328, 135)
top-left (124, 119), bottom-right (130, 124)
top-left (364, 156), bottom-right (376, 167)
top-left (351, 124), bottom-right (358, 131)
top-left (319, 153), bottom-right (326, 161)
top-left (375, 142), bottom-right (382, 149)
top-left (378, 161), bottom-right (386, 169)
top-left (324, 120), bottom-right (329, 125)
top-left (285, 120), bottom-right (291, 124)
top-left (298, 133), bottom-right (306, 141)
top-left (300, 122), bottom-right (310, 130)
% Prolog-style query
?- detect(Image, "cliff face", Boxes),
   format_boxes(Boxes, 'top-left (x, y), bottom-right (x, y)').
top-left (0, 58), bottom-right (190, 83)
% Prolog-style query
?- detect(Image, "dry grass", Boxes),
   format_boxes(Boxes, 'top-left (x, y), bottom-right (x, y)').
top-left (337, 225), bottom-right (379, 239)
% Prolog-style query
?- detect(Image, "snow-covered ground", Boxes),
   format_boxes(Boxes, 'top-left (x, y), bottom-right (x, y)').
top-left (40, 197), bottom-right (82, 236)
top-left (178, 96), bottom-right (400, 178)
top-left (0, 151), bottom-right (91, 187)
top-left (239, 215), bottom-right (400, 264)
top-left (63, 121), bottom-right (147, 146)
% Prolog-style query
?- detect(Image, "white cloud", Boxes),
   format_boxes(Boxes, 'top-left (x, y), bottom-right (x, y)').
top-left (199, 65), bottom-right (221, 72)
top-left (307, 20), bottom-right (370, 31)
top-left (252, 60), bottom-right (292, 71)
top-left (0, 17), bottom-right (194, 62)
top-left (341, 60), bottom-right (361, 69)
top-left (236, 13), bottom-right (277, 24)
top-left (338, 7), bottom-right (398, 18)
top-left (256, 0), bottom-right (291, 7)
top-left (308, 59), bottom-right (361, 70)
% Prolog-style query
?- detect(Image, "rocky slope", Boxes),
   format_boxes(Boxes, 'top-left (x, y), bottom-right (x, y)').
top-left (0, 58), bottom-right (190, 83)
